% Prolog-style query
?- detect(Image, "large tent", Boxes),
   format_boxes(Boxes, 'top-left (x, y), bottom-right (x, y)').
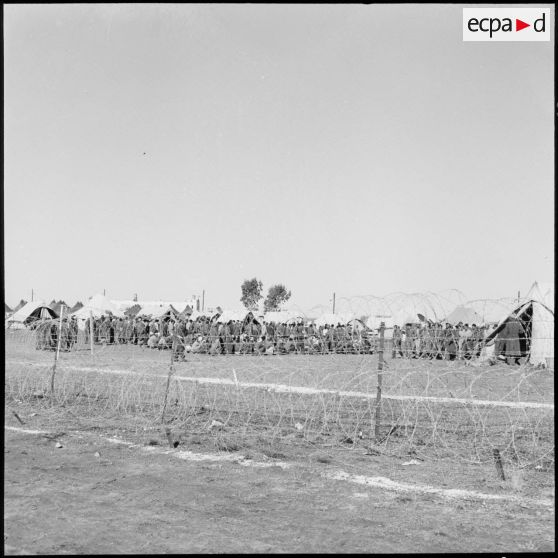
top-left (135, 304), bottom-right (178, 320)
top-left (50, 300), bottom-right (69, 315)
top-left (186, 309), bottom-right (220, 321)
top-left (463, 298), bottom-right (518, 325)
top-left (262, 310), bottom-right (305, 324)
top-left (524, 281), bottom-right (554, 311)
top-left (69, 301), bottom-right (84, 313)
top-left (215, 310), bottom-right (261, 324)
top-left (13, 299), bottom-right (28, 312)
top-left (111, 299), bottom-right (199, 314)
top-left (444, 305), bottom-right (483, 326)
top-left (6, 300), bottom-right (59, 328)
top-left (314, 313), bottom-right (355, 327)
top-left (483, 299), bottom-right (554, 367)
top-left (72, 293), bottom-right (125, 324)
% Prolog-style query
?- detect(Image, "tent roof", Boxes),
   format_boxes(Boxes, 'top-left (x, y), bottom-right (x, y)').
top-left (464, 298), bottom-right (518, 325)
top-left (69, 301), bottom-right (84, 313)
top-left (445, 305), bottom-right (484, 326)
top-left (136, 304), bottom-right (178, 319)
top-left (262, 310), bottom-right (305, 323)
top-left (111, 299), bottom-right (196, 313)
top-left (72, 293), bottom-right (125, 318)
top-left (524, 281), bottom-right (554, 311)
top-left (5, 302), bottom-right (12, 313)
top-left (50, 301), bottom-right (69, 315)
top-left (13, 299), bottom-right (28, 312)
top-left (7, 300), bottom-right (59, 323)
top-left (216, 310), bottom-right (250, 323)
top-left (186, 309), bottom-right (220, 320)
top-left (314, 313), bottom-right (355, 326)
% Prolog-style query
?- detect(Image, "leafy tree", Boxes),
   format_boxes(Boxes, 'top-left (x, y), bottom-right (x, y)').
top-left (264, 284), bottom-right (291, 312)
top-left (240, 278), bottom-right (263, 311)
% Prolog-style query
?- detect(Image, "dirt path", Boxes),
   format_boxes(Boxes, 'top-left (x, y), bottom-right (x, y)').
top-left (4, 428), bottom-right (554, 554)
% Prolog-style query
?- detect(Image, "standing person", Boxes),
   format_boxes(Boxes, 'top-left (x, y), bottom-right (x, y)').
top-left (391, 325), bottom-right (401, 358)
top-left (97, 316), bottom-right (107, 344)
top-left (172, 318), bottom-right (187, 362)
top-left (444, 324), bottom-right (458, 361)
top-left (403, 325), bottom-right (413, 358)
top-left (69, 316), bottom-right (79, 349)
top-left (84, 315), bottom-right (91, 345)
top-left (497, 315), bottom-right (526, 366)
top-left (59, 317), bottom-right (70, 351)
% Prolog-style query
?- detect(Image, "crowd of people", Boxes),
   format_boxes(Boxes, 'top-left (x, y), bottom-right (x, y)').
top-left (34, 316), bottom-right (79, 351)
top-left (391, 322), bottom-right (498, 361)
top-left (83, 314), bottom-right (376, 358)
top-left (32, 311), bottom-right (515, 362)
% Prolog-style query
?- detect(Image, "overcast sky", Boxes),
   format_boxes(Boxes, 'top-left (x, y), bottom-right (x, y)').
top-left (3, 4), bottom-right (554, 311)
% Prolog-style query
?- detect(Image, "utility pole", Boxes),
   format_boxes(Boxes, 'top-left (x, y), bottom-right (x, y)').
top-left (332, 292), bottom-right (336, 314)
top-left (202, 290), bottom-right (205, 312)
top-left (517, 290), bottom-right (520, 304)
top-left (31, 289), bottom-right (34, 302)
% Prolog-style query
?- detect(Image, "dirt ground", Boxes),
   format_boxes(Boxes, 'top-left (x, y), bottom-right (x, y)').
top-left (4, 419), bottom-right (555, 554)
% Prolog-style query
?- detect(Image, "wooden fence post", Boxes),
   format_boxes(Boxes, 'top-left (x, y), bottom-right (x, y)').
top-left (374, 322), bottom-right (385, 442)
top-left (160, 335), bottom-right (177, 424)
top-left (90, 310), bottom-right (94, 355)
top-left (493, 448), bottom-right (506, 480)
top-left (50, 305), bottom-right (65, 396)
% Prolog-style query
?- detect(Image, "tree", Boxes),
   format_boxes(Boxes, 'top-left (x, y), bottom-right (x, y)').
top-left (240, 278), bottom-right (263, 311)
top-left (264, 284), bottom-right (291, 312)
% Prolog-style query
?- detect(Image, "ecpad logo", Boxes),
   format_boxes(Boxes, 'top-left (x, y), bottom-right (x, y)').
top-left (463, 8), bottom-right (550, 41)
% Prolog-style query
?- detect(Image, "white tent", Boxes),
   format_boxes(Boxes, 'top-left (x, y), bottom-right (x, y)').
top-left (524, 281), bottom-right (554, 311)
top-left (483, 299), bottom-right (554, 367)
top-left (5, 300), bottom-right (58, 328)
top-left (314, 313), bottom-right (354, 327)
top-left (465, 298), bottom-right (518, 325)
top-left (72, 294), bottom-right (125, 324)
top-left (263, 310), bottom-right (305, 324)
top-left (111, 299), bottom-right (198, 314)
top-left (187, 309), bottom-right (220, 321)
top-left (444, 305), bottom-right (484, 326)
top-left (216, 310), bottom-right (251, 323)
top-left (135, 303), bottom-right (178, 319)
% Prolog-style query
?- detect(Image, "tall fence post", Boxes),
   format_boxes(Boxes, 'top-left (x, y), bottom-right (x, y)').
top-left (374, 322), bottom-right (385, 442)
top-left (90, 310), bottom-right (94, 355)
top-left (50, 305), bottom-right (65, 396)
top-left (161, 333), bottom-right (176, 424)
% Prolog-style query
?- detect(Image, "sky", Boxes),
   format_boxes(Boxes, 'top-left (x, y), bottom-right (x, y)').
top-left (3, 4), bottom-right (554, 312)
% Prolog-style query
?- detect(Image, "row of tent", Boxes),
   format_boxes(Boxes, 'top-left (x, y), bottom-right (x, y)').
top-left (5, 284), bottom-right (554, 328)
top-left (5, 283), bottom-right (554, 366)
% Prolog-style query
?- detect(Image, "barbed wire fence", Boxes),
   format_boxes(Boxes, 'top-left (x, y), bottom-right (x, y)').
top-left (4, 291), bottom-right (554, 477)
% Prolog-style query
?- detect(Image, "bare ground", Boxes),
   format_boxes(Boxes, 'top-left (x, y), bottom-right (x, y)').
top-left (3, 415), bottom-right (555, 555)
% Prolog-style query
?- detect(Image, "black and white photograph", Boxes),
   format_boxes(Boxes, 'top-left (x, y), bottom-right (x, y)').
top-left (3, 3), bottom-right (554, 554)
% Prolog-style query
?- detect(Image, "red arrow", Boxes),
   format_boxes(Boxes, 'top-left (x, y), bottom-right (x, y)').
top-left (516, 19), bottom-right (530, 31)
